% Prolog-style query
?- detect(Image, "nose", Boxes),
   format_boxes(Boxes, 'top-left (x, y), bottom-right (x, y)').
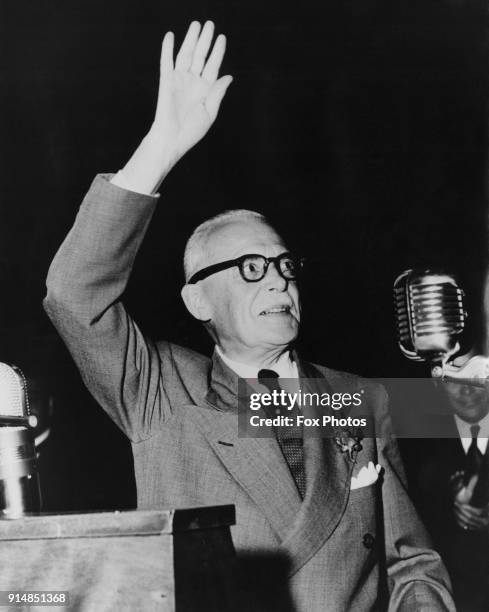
top-left (263, 261), bottom-right (288, 291)
top-left (461, 385), bottom-right (475, 397)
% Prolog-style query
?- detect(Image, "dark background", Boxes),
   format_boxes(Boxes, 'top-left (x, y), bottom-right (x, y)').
top-left (0, 0), bottom-right (488, 510)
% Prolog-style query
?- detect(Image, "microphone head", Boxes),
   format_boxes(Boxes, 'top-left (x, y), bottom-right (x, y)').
top-left (0, 364), bottom-right (41, 517)
top-left (393, 269), bottom-right (467, 364)
top-left (0, 363), bottom-right (29, 418)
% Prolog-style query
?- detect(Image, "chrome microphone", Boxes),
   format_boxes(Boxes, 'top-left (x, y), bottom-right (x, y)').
top-left (393, 269), bottom-right (467, 375)
top-left (0, 363), bottom-right (41, 518)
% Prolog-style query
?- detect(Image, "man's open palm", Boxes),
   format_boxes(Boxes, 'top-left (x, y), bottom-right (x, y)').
top-left (153, 21), bottom-right (232, 163)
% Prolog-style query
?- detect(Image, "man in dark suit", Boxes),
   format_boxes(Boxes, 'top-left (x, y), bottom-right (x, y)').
top-left (44, 21), bottom-right (455, 610)
top-left (402, 353), bottom-right (489, 612)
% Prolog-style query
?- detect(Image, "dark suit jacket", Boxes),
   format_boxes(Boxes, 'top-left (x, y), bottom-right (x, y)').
top-left (402, 424), bottom-right (489, 612)
top-left (44, 175), bottom-right (455, 611)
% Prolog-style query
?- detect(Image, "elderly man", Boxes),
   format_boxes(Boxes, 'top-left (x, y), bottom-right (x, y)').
top-left (44, 21), bottom-right (455, 611)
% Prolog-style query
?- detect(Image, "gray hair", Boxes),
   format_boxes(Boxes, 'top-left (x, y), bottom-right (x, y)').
top-left (183, 209), bottom-right (267, 282)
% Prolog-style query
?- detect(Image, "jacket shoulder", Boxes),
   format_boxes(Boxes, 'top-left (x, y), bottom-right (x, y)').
top-left (156, 340), bottom-right (212, 374)
top-left (156, 341), bottom-right (212, 400)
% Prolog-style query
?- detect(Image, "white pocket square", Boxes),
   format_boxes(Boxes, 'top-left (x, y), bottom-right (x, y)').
top-left (350, 461), bottom-right (381, 490)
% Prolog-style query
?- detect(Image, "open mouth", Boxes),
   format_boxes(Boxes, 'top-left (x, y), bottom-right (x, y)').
top-left (259, 305), bottom-right (292, 316)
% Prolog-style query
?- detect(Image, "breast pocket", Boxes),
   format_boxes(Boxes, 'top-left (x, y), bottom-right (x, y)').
top-left (348, 481), bottom-right (380, 543)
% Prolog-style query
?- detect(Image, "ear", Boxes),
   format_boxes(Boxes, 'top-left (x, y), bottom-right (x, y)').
top-left (181, 284), bottom-right (212, 322)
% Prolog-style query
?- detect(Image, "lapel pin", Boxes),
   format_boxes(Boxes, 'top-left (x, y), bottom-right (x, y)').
top-left (334, 431), bottom-right (363, 463)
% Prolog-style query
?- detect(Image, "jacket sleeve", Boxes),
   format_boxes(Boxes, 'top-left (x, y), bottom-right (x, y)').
top-left (44, 174), bottom-right (177, 442)
top-left (374, 386), bottom-right (456, 611)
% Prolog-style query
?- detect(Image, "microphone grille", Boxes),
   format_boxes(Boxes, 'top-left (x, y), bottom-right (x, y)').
top-left (394, 269), bottom-right (467, 363)
top-left (394, 270), bottom-right (423, 360)
top-left (0, 363), bottom-right (29, 417)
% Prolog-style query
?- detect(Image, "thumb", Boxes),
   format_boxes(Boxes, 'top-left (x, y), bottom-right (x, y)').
top-left (455, 474), bottom-right (479, 503)
top-left (466, 474), bottom-right (479, 497)
top-left (205, 75), bottom-right (233, 122)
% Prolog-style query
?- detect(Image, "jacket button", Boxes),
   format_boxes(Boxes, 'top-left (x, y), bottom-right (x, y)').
top-left (363, 533), bottom-right (375, 549)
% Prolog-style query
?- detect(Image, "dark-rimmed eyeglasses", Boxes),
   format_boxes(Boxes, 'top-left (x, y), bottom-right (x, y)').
top-left (188, 252), bottom-right (304, 284)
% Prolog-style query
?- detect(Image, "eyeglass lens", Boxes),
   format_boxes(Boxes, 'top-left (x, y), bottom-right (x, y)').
top-left (240, 255), bottom-right (300, 281)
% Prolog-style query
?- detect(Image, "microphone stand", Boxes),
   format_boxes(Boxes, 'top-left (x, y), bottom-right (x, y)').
top-left (0, 415), bottom-right (38, 427)
top-left (431, 354), bottom-right (489, 389)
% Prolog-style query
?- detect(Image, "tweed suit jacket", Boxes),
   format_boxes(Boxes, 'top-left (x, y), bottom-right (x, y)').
top-left (44, 175), bottom-right (455, 611)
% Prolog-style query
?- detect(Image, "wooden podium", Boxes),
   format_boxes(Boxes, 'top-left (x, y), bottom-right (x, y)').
top-left (0, 505), bottom-right (237, 611)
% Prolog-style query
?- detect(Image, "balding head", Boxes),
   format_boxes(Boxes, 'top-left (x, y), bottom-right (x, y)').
top-left (183, 209), bottom-right (268, 282)
top-left (181, 209), bottom-right (301, 364)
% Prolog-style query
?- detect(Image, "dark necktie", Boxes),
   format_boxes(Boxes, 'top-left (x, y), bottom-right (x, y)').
top-left (464, 424), bottom-right (483, 485)
top-left (258, 369), bottom-right (306, 498)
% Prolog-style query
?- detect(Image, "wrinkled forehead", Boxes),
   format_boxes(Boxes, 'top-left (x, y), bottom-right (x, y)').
top-left (204, 219), bottom-right (287, 265)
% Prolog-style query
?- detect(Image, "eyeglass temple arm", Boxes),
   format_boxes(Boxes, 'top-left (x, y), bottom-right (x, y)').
top-left (187, 258), bottom-right (241, 284)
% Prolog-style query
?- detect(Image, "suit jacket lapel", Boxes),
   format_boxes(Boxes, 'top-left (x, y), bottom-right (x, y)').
top-left (198, 350), bottom-right (354, 572)
top-left (279, 357), bottom-right (354, 575)
top-left (447, 417), bottom-right (467, 468)
top-left (197, 351), bottom-right (302, 541)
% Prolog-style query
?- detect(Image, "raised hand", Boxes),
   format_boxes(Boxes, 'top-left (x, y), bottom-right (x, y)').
top-left (119, 21), bottom-right (233, 194)
top-left (152, 21), bottom-right (232, 163)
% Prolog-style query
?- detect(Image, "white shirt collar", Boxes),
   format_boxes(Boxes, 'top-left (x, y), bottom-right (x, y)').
top-left (454, 411), bottom-right (489, 455)
top-left (215, 345), bottom-right (298, 379)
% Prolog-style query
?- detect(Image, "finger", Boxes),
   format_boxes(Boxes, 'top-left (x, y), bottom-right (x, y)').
top-left (454, 501), bottom-right (487, 518)
top-left (454, 512), bottom-right (470, 530)
top-left (454, 510), bottom-right (478, 530)
top-left (455, 507), bottom-right (484, 529)
top-left (454, 507), bottom-right (466, 524)
top-left (454, 508), bottom-right (477, 529)
top-left (454, 503), bottom-right (481, 521)
top-left (454, 506), bottom-right (470, 522)
top-left (190, 21), bottom-right (214, 75)
top-left (466, 518), bottom-right (487, 530)
top-left (469, 507), bottom-right (487, 518)
top-left (202, 34), bottom-right (227, 83)
top-left (175, 21), bottom-right (201, 71)
top-left (205, 75), bottom-right (233, 121)
top-left (160, 32), bottom-right (174, 77)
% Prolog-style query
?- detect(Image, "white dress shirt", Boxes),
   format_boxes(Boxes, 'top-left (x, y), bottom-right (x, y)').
top-left (215, 345), bottom-right (299, 380)
top-left (110, 171), bottom-right (159, 197)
